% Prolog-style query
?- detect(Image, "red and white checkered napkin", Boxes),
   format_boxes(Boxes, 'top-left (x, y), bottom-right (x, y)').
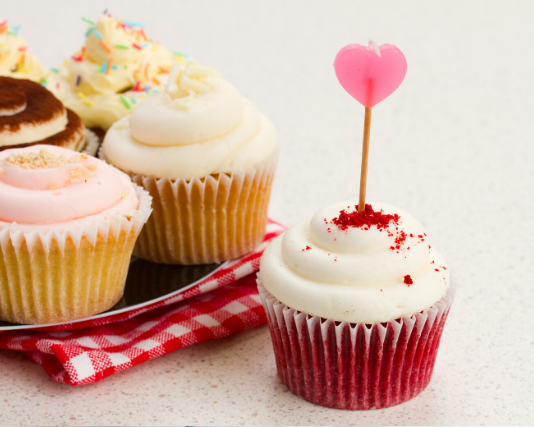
top-left (0, 220), bottom-right (286, 386)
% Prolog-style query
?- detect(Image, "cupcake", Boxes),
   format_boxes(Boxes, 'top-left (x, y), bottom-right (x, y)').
top-left (0, 76), bottom-right (100, 155)
top-left (47, 14), bottom-right (180, 134)
top-left (102, 59), bottom-right (278, 265)
top-left (0, 20), bottom-right (47, 83)
top-left (0, 145), bottom-right (152, 324)
top-left (258, 202), bottom-right (455, 410)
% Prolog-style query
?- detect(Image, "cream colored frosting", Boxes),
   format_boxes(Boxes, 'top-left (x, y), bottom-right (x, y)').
top-left (102, 60), bottom-right (278, 180)
top-left (47, 15), bottom-right (178, 130)
top-left (0, 145), bottom-right (138, 231)
top-left (0, 110), bottom-right (68, 147)
top-left (0, 22), bottom-right (47, 82)
top-left (260, 202), bottom-right (449, 324)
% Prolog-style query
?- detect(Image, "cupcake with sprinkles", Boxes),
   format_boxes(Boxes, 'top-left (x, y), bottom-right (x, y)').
top-left (47, 14), bottom-right (184, 135)
top-left (258, 41), bottom-right (456, 410)
top-left (0, 76), bottom-right (100, 155)
top-left (0, 145), bottom-right (152, 324)
top-left (0, 20), bottom-right (47, 83)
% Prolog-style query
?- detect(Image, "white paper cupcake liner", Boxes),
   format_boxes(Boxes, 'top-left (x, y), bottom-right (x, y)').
top-left (81, 128), bottom-right (100, 156)
top-left (257, 277), bottom-right (456, 410)
top-left (0, 184), bottom-right (152, 324)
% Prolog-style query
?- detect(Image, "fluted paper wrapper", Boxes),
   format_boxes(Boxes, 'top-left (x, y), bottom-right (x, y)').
top-left (81, 128), bottom-right (100, 156)
top-left (257, 279), bottom-right (456, 410)
top-left (0, 185), bottom-right (152, 325)
top-left (131, 150), bottom-right (278, 265)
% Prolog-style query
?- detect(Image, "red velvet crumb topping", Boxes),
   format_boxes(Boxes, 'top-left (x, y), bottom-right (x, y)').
top-left (331, 204), bottom-right (400, 231)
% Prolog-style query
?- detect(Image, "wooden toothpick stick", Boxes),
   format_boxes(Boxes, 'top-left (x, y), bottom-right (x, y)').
top-left (335, 41), bottom-right (407, 213)
top-left (358, 107), bottom-right (372, 212)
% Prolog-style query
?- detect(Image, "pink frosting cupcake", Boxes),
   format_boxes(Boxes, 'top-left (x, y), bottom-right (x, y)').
top-left (258, 202), bottom-right (455, 410)
top-left (0, 145), bottom-right (152, 324)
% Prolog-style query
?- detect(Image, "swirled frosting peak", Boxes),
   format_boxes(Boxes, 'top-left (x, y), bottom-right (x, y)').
top-left (0, 145), bottom-right (138, 225)
top-left (260, 201), bottom-right (449, 324)
top-left (0, 21), bottom-right (48, 82)
top-left (103, 60), bottom-right (277, 180)
top-left (47, 15), bottom-right (178, 130)
top-left (128, 61), bottom-right (243, 147)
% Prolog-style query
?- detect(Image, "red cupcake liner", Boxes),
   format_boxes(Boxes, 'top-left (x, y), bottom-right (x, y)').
top-left (257, 279), bottom-right (456, 410)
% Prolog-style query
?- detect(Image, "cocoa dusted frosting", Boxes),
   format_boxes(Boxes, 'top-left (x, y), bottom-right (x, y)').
top-left (0, 77), bottom-right (86, 152)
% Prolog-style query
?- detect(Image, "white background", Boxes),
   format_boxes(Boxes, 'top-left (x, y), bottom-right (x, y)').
top-left (1, 0), bottom-right (533, 425)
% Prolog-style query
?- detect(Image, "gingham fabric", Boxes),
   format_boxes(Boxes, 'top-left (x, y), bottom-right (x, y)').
top-left (0, 220), bottom-right (286, 386)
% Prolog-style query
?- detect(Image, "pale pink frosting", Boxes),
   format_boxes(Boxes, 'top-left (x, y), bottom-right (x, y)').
top-left (0, 145), bottom-right (138, 232)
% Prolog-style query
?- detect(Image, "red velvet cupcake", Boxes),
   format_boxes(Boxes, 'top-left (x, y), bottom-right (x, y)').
top-left (258, 201), bottom-right (455, 410)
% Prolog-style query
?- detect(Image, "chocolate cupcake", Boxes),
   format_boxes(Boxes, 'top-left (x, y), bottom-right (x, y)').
top-left (0, 77), bottom-right (99, 155)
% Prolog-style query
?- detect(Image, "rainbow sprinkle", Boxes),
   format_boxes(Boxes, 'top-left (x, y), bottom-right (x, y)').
top-left (40, 78), bottom-right (48, 87)
top-left (94, 30), bottom-right (103, 39)
top-left (85, 26), bottom-right (95, 37)
top-left (101, 61), bottom-right (108, 74)
top-left (171, 51), bottom-right (192, 59)
top-left (101, 39), bottom-right (112, 53)
top-left (132, 43), bottom-right (142, 50)
top-left (77, 92), bottom-right (94, 107)
top-left (114, 44), bottom-right (129, 50)
top-left (131, 97), bottom-right (137, 104)
top-left (76, 75), bottom-right (81, 86)
top-left (51, 67), bottom-right (59, 73)
top-left (119, 95), bottom-right (131, 109)
top-left (124, 21), bottom-right (144, 27)
top-left (8, 25), bottom-right (20, 36)
top-left (81, 17), bottom-right (95, 25)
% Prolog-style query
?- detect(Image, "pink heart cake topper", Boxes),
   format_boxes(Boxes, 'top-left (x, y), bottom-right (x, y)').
top-left (334, 42), bottom-right (407, 108)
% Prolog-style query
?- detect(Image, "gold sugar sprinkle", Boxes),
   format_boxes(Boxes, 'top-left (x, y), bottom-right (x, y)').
top-left (6, 149), bottom-right (69, 169)
top-left (49, 182), bottom-right (58, 190)
top-left (4, 148), bottom-right (97, 171)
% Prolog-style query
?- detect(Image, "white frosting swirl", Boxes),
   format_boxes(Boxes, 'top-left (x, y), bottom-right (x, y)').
top-left (102, 61), bottom-right (277, 180)
top-left (260, 202), bottom-right (449, 324)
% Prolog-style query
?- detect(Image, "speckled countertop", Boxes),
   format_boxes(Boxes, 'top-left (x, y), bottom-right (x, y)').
top-left (1, 0), bottom-right (533, 425)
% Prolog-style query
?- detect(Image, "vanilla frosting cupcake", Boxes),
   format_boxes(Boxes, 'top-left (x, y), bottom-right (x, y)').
top-left (258, 202), bottom-right (455, 410)
top-left (102, 59), bottom-right (278, 265)
top-left (47, 15), bottom-right (179, 132)
top-left (0, 21), bottom-right (47, 82)
top-left (0, 145), bottom-right (152, 324)
top-left (0, 77), bottom-right (99, 155)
